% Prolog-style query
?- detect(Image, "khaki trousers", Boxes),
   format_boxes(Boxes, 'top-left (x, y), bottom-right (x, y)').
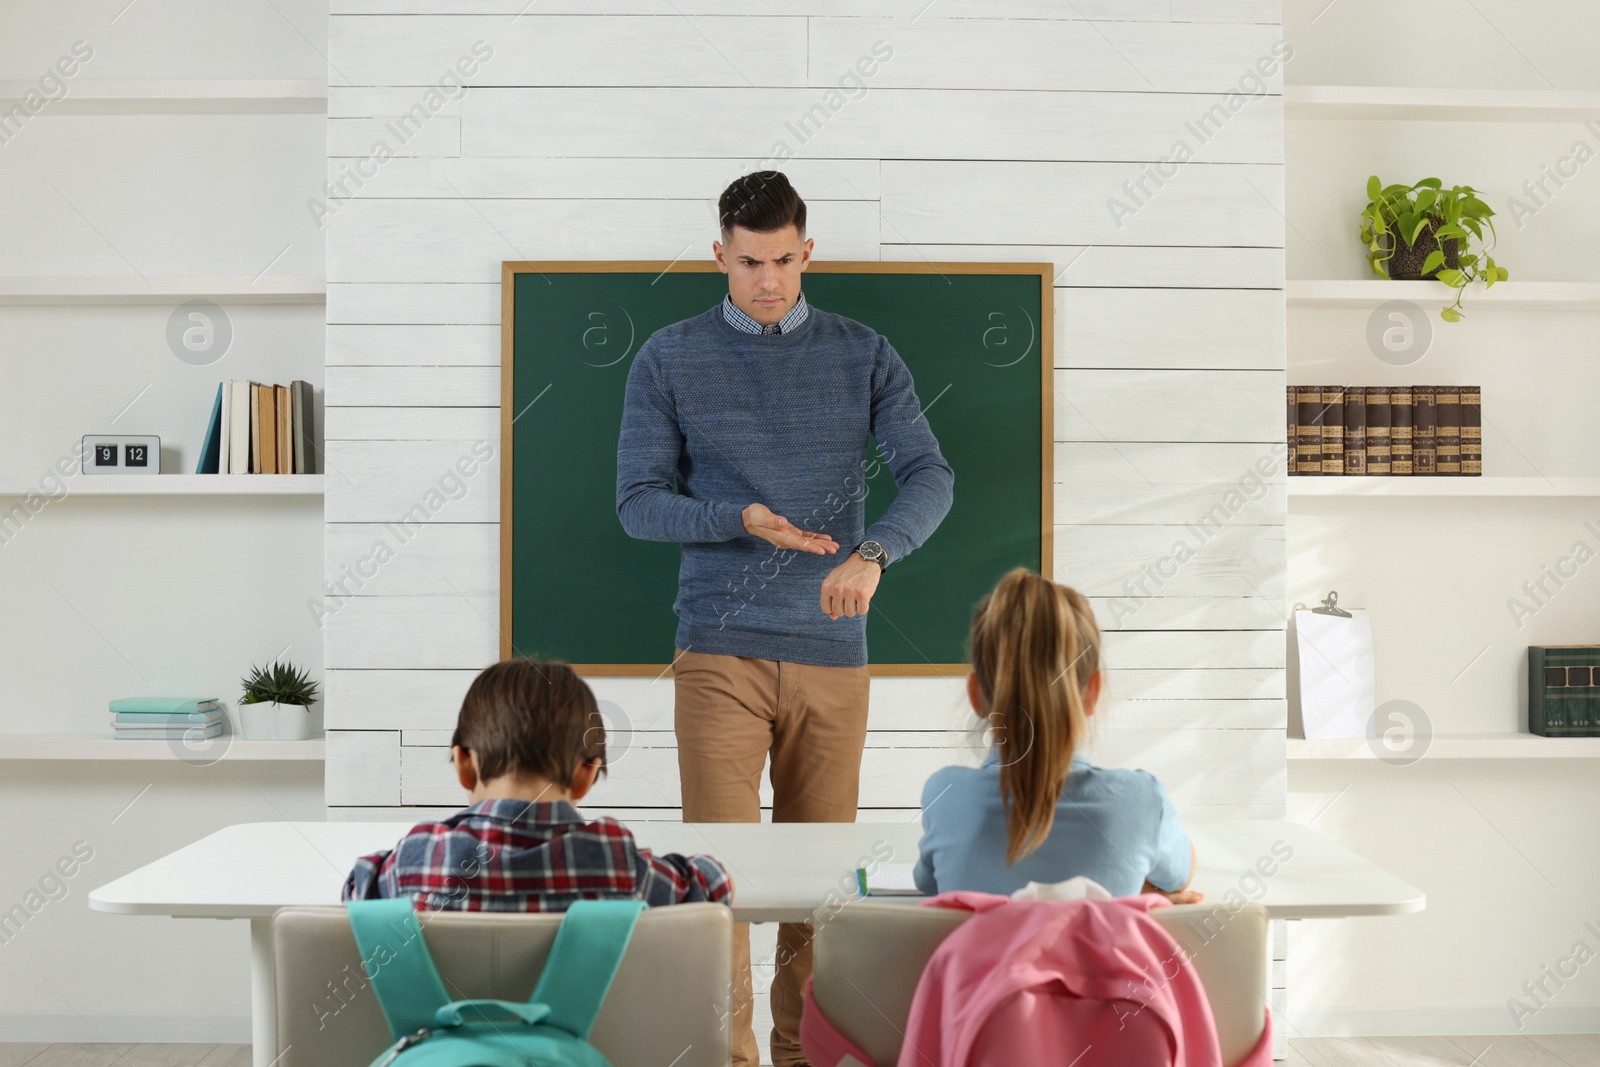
top-left (672, 647), bottom-right (871, 1067)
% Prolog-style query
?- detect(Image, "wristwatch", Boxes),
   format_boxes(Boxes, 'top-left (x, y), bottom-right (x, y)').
top-left (854, 540), bottom-right (889, 570)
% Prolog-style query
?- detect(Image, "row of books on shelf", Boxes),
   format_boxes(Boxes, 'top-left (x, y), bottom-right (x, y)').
top-left (1288, 385), bottom-right (1481, 476)
top-left (109, 697), bottom-right (222, 740)
top-left (196, 380), bottom-right (316, 475)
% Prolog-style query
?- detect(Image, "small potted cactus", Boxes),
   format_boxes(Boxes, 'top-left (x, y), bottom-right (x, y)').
top-left (238, 661), bottom-right (321, 741)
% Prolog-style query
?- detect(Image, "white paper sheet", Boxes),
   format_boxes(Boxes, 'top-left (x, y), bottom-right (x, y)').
top-left (861, 861), bottom-right (921, 895)
top-left (1295, 608), bottom-right (1376, 740)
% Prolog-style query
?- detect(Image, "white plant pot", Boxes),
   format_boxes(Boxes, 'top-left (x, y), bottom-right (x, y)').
top-left (270, 701), bottom-right (315, 741)
top-left (239, 701), bottom-right (274, 740)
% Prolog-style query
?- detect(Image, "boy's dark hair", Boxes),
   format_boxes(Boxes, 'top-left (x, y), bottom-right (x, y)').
top-left (450, 659), bottom-right (606, 785)
top-left (718, 171), bottom-right (806, 240)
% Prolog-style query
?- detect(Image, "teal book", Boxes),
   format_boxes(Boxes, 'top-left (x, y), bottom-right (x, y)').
top-left (113, 711), bottom-right (223, 724)
top-left (1529, 647), bottom-right (1600, 737)
top-left (115, 723), bottom-right (223, 740)
top-left (108, 697), bottom-right (220, 715)
top-left (197, 383), bottom-right (224, 474)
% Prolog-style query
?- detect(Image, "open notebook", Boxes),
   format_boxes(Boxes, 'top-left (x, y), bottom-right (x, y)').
top-left (857, 861), bottom-right (923, 897)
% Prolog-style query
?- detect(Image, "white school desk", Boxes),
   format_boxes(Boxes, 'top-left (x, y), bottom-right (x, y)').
top-left (90, 818), bottom-right (1423, 1067)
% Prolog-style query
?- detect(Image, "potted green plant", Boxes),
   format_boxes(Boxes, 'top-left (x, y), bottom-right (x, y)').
top-left (238, 661), bottom-right (320, 741)
top-left (1359, 175), bottom-right (1509, 322)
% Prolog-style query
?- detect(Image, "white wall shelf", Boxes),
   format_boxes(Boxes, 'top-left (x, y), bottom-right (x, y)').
top-left (1287, 280), bottom-right (1600, 310)
top-left (0, 475), bottom-right (324, 496)
top-left (1289, 734), bottom-right (1600, 760)
top-left (1289, 477), bottom-right (1600, 498)
top-left (0, 276), bottom-right (327, 305)
top-left (0, 80), bottom-right (327, 114)
top-left (1286, 84), bottom-right (1600, 123)
top-left (0, 734), bottom-right (325, 761)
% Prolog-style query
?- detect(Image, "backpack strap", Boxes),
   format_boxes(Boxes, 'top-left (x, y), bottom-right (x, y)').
top-left (528, 899), bottom-right (646, 1040)
top-left (345, 898), bottom-right (453, 1040)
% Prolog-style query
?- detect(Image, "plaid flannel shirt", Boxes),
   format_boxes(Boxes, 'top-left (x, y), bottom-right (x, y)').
top-left (341, 798), bottom-right (734, 912)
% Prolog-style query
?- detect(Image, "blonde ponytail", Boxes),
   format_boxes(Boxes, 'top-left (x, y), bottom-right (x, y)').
top-left (968, 567), bottom-right (1102, 865)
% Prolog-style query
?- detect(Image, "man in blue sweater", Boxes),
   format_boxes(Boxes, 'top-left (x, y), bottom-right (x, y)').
top-left (615, 171), bottom-right (953, 1067)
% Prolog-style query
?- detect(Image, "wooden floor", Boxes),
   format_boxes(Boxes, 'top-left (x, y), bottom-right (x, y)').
top-left (2, 1037), bottom-right (1599, 1065)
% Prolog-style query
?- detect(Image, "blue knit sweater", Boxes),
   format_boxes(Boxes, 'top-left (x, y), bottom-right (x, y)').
top-left (615, 300), bottom-right (955, 667)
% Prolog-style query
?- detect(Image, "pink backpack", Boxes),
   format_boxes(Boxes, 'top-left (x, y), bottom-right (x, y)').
top-left (802, 890), bottom-right (1274, 1067)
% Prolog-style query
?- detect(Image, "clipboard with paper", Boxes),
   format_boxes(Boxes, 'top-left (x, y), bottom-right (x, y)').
top-left (1294, 592), bottom-right (1376, 740)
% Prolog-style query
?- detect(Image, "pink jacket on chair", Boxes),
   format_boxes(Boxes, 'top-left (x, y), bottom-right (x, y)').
top-left (801, 890), bottom-right (1275, 1067)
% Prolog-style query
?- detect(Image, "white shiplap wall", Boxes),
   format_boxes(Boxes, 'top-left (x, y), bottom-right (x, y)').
top-left (324, 6), bottom-right (1287, 1057)
top-left (322, 3), bottom-right (1286, 829)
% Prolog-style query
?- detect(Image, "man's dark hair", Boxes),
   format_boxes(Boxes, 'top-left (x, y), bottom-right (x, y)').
top-left (450, 658), bottom-right (606, 785)
top-left (718, 171), bottom-right (806, 240)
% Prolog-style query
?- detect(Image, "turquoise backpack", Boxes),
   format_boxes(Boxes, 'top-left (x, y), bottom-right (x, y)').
top-left (345, 897), bottom-right (645, 1067)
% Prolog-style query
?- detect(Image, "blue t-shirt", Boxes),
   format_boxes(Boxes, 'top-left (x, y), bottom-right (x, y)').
top-left (912, 749), bottom-right (1193, 898)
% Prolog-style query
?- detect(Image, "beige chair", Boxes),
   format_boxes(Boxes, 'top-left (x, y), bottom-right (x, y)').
top-left (812, 900), bottom-right (1270, 1067)
top-left (272, 902), bottom-right (731, 1067)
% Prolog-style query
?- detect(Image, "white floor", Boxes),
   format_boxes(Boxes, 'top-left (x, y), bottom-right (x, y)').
top-left (5, 1037), bottom-right (1600, 1066)
top-left (0, 1049), bottom-right (248, 1067)
top-left (1285, 1035), bottom-right (1600, 1066)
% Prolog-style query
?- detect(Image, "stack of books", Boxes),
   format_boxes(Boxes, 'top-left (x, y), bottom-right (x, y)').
top-left (196, 380), bottom-right (315, 475)
top-left (1288, 385), bottom-right (1482, 476)
top-left (110, 697), bottom-right (224, 740)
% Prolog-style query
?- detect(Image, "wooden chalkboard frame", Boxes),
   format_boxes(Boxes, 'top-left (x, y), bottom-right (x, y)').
top-left (500, 259), bottom-right (1053, 675)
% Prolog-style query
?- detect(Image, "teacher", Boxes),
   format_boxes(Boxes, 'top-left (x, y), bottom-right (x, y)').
top-left (615, 170), bottom-right (954, 1067)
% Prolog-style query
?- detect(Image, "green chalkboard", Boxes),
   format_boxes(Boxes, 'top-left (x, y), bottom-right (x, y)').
top-left (500, 261), bottom-right (1052, 675)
